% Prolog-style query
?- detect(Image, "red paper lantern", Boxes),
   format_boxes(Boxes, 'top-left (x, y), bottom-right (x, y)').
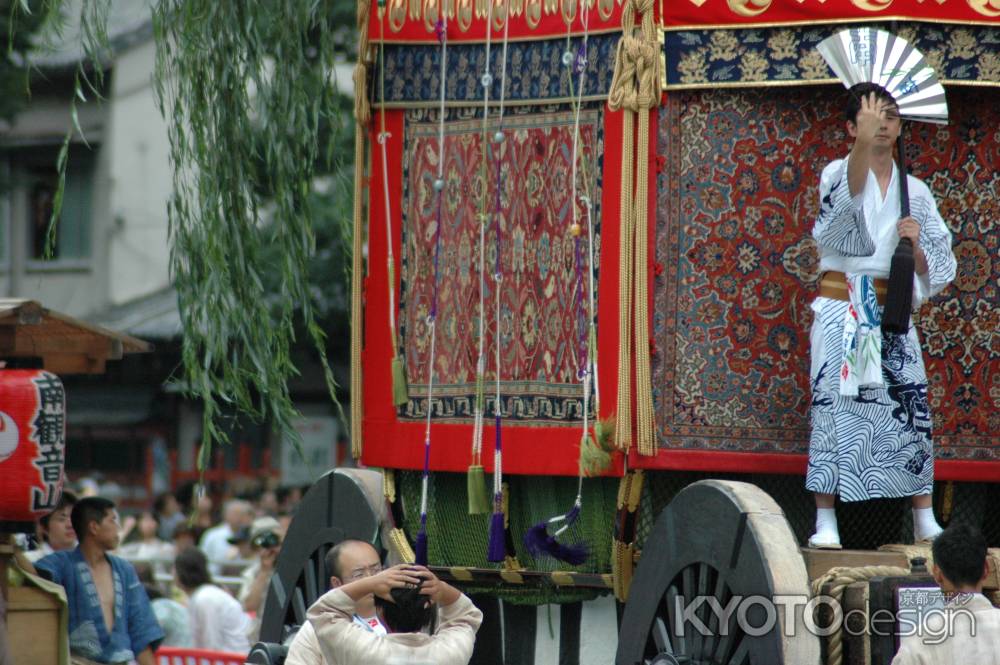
top-left (0, 370), bottom-right (66, 524)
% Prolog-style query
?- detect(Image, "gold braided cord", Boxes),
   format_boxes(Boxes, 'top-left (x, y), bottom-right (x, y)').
top-left (811, 565), bottom-right (910, 665)
top-left (350, 125), bottom-right (366, 460)
top-left (633, 108), bottom-right (655, 455)
top-left (389, 527), bottom-right (416, 563)
top-left (351, 0), bottom-right (373, 460)
top-left (614, 109), bottom-right (634, 451)
top-left (607, 0), bottom-right (660, 454)
top-left (354, 0), bottom-right (372, 125)
top-left (612, 469), bottom-right (644, 601)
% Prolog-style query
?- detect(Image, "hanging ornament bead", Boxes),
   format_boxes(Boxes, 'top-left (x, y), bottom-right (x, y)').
top-left (562, 51), bottom-right (574, 67)
top-left (434, 178), bottom-right (445, 192)
top-left (481, 73), bottom-right (493, 87)
top-left (569, 223), bottom-right (583, 237)
top-left (493, 131), bottom-right (505, 143)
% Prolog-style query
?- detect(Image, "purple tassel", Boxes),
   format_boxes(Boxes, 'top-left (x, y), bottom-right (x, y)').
top-left (415, 528), bottom-right (428, 565)
top-left (523, 521), bottom-right (589, 565)
top-left (487, 510), bottom-right (506, 563)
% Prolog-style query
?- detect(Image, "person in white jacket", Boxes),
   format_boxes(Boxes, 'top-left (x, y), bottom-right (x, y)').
top-left (284, 540), bottom-right (387, 665)
top-left (308, 564), bottom-right (482, 665)
top-left (806, 83), bottom-right (956, 549)
top-left (892, 523), bottom-right (1000, 665)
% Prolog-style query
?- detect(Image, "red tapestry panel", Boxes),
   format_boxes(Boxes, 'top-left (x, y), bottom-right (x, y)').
top-left (399, 108), bottom-right (603, 425)
top-left (652, 87), bottom-right (1000, 473)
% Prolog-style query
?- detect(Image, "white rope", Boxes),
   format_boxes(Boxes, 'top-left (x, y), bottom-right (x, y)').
top-left (421, 0), bottom-right (450, 521)
top-left (491, 0), bottom-right (511, 501)
top-left (377, 14), bottom-right (398, 357)
top-left (471, 0), bottom-right (496, 466)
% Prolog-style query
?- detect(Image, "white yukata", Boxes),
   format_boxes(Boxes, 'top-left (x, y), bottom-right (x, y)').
top-left (805, 157), bottom-right (956, 502)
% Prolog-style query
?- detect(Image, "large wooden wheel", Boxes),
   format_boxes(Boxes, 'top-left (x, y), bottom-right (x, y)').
top-left (257, 468), bottom-right (381, 644)
top-left (616, 480), bottom-right (820, 665)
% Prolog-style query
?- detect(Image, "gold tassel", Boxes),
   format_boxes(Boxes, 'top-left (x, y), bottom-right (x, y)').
top-left (382, 469), bottom-right (397, 504)
top-left (579, 434), bottom-right (612, 477)
top-left (612, 470), bottom-right (645, 601)
top-left (391, 354), bottom-right (409, 406)
top-left (466, 464), bottom-right (490, 515)
top-left (607, 0), bottom-right (661, 456)
top-left (388, 527), bottom-right (415, 564)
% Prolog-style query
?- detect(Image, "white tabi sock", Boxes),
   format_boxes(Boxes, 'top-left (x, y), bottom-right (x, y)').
top-left (812, 508), bottom-right (839, 543)
top-left (913, 507), bottom-right (943, 542)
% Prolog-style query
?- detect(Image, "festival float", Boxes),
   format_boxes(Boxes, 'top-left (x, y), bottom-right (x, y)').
top-left (253, 2), bottom-right (1000, 664)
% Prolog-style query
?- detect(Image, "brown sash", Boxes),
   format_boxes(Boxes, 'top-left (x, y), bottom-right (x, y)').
top-left (818, 271), bottom-right (887, 306)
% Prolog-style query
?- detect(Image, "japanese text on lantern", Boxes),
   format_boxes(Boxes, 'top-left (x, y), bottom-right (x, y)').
top-left (30, 372), bottom-right (65, 512)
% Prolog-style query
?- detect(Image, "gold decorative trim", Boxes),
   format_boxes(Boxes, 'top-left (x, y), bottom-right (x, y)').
top-left (661, 15), bottom-right (1000, 31)
top-left (500, 569), bottom-right (526, 584)
top-left (450, 566), bottom-right (476, 581)
top-left (376, 0), bottom-right (625, 35)
top-left (551, 571), bottom-right (576, 586)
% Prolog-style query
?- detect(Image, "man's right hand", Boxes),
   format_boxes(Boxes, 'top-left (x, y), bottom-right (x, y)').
top-left (354, 564), bottom-right (423, 601)
top-left (853, 92), bottom-right (886, 147)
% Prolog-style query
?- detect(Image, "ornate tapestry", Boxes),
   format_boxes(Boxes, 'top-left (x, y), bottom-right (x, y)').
top-left (653, 86), bottom-right (999, 464)
top-left (375, 35), bottom-right (617, 106)
top-left (398, 105), bottom-right (603, 425)
top-left (663, 24), bottom-right (1000, 88)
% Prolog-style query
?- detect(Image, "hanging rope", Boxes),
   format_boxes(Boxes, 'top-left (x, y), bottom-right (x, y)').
top-left (374, 10), bottom-right (410, 408)
top-left (487, 5), bottom-right (512, 563)
top-left (415, 3), bottom-right (450, 567)
top-left (607, 0), bottom-right (660, 455)
top-left (524, 0), bottom-right (604, 566)
top-left (467, 0), bottom-right (497, 516)
top-left (350, 0), bottom-right (373, 459)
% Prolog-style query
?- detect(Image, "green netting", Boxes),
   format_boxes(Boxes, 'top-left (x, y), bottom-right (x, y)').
top-left (397, 471), bottom-right (618, 605)
top-left (638, 472), bottom-right (1000, 551)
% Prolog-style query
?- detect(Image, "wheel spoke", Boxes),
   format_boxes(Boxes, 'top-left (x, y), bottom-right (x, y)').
top-left (682, 566), bottom-right (703, 661)
top-left (702, 571), bottom-right (728, 663)
top-left (292, 586), bottom-right (308, 626)
top-left (665, 583), bottom-right (686, 657)
top-left (726, 636), bottom-right (750, 665)
top-left (651, 616), bottom-right (674, 655)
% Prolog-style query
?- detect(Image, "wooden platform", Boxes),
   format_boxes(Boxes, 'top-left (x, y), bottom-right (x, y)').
top-left (801, 547), bottom-right (911, 582)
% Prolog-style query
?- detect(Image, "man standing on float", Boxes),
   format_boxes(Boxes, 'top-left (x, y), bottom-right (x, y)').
top-left (806, 83), bottom-right (957, 549)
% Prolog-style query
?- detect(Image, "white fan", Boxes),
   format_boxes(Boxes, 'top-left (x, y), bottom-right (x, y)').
top-left (817, 27), bottom-right (948, 125)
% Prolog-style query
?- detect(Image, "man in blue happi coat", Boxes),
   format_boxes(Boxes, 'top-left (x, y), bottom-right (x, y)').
top-left (36, 496), bottom-right (164, 664)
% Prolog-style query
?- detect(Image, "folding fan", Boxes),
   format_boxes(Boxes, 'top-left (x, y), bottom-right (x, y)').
top-left (817, 28), bottom-right (950, 334)
top-left (817, 27), bottom-right (948, 124)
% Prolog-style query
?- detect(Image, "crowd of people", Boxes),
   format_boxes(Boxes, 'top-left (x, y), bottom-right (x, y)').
top-left (14, 478), bottom-right (309, 661)
top-left (13, 478), bottom-right (484, 665)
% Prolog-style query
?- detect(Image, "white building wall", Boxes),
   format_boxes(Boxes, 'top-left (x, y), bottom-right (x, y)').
top-left (104, 38), bottom-right (172, 306)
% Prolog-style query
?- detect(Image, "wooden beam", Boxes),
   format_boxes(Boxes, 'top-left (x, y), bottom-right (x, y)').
top-left (0, 328), bottom-right (121, 360)
top-left (801, 547), bottom-right (911, 582)
top-left (41, 354), bottom-right (106, 375)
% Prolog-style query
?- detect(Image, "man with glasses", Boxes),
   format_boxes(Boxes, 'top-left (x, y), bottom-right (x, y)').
top-left (285, 540), bottom-right (386, 665)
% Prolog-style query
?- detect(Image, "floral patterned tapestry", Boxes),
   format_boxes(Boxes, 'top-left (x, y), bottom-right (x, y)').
top-left (399, 106), bottom-right (603, 424)
top-left (664, 24), bottom-right (1000, 88)
top-left (654, 87), bottom-right (999, 461)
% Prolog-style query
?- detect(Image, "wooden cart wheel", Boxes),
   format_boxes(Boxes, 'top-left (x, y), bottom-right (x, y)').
top-left (616, 480), bottom-right (820, 665)
top-left (257, 469), bottom-right (381, 643)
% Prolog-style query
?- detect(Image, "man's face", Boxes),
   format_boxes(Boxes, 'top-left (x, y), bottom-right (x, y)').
top-left (91, 509), bottom-right (121, 551)
top-left (46, 506), bottom-right (76, 550)
top-left (332, 542), bottom-right (382, 616)
top-left (336, 543), bottom-right (382, 585)
top-left (847, 100), bottom-right (902, 146)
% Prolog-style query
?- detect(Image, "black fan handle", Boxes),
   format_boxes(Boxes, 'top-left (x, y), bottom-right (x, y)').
top-left (896, 134), bottom-right (910, 218)
top-left (882, 133), bottom-right (915, 335)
